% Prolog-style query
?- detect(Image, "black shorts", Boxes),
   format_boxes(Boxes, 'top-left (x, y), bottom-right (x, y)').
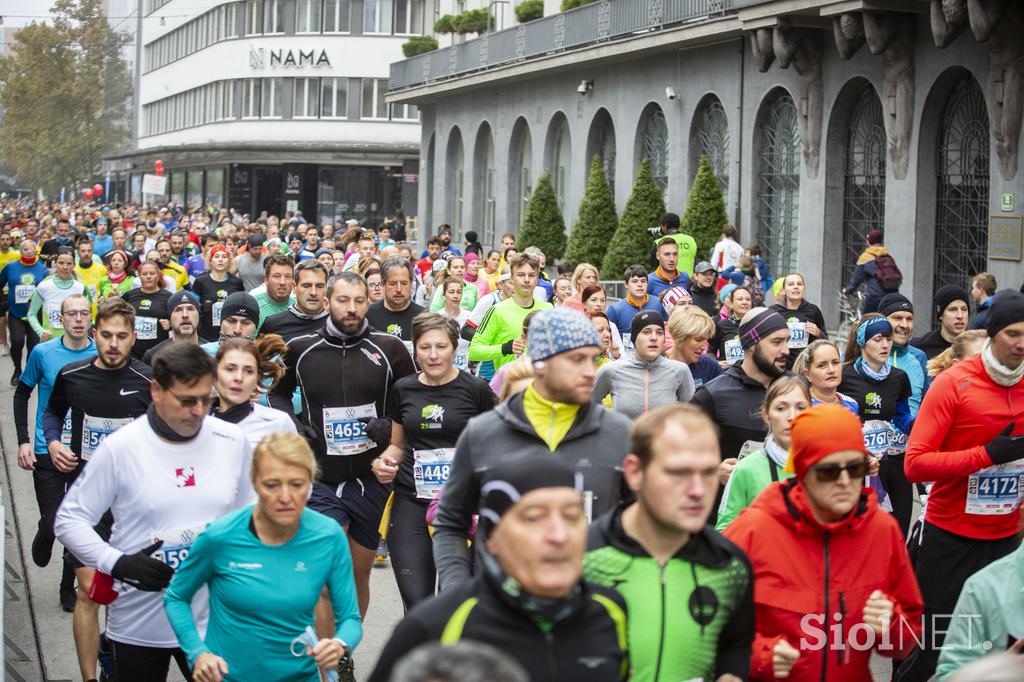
top-left (69, 510), bottom-right (114, 570)
top-left (309, 475), bottom-right (390, 551)
top-left (0, 295), bottom-right (8, 316)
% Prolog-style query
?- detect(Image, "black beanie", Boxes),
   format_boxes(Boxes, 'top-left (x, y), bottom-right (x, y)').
top-left (219, 292), bottom-right (260, 325)
top-left (630, 309), bottom-right (664, 342)
top-left (878, 293), bottom-right (913, 318)
top-left (167, 289), bottom-right (199, 313)
top-left (933, 285), bottom-right (970, 320)
top-left (985, 289), bottom-right (1024, 339)
top-left (479, 456), bottom-right (580, 537)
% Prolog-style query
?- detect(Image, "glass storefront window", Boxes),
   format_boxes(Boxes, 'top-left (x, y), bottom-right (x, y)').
top-left (317, 166), bottom-right (401, 227)
top-left (187, 170), bottom-right (205, 208)
top-left (206, 168), bottom-right (225, 207)
top-left (169, 171), bottom-right (185, 206)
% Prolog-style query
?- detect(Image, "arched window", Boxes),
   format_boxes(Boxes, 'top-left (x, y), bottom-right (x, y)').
top-left (446, 128), bottom-right (464, 232)
top-left (509, 118), bottom-right (532, 235)
top-left (638, 104), bottom-right (669, 192)
top-left (934, 73), bottom-right (990, 294)
top-left (474, 124), bottom-right (496, 246)
top-left (841, 86), bottom-right (886, 287)
top-left (691, 95), bottom-right (730, 192)
top-left (586, 109), bottom-right (616, 198)
top-left (549, 116), bottom-right (572, 213)
top-left (756, 91), bottom-right (801, 278)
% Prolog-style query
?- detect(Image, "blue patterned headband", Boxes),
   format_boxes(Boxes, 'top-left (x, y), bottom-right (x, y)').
top-left (856, 317), bottom-right (893, 347)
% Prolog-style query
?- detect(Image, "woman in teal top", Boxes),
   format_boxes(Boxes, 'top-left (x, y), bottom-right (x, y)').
top-left (164, 432), bottom-right (361, 681)
top-left (716, 374), bottom-right (809, 531)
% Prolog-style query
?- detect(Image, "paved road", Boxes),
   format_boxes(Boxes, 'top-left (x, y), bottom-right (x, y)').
top-left (0, 352), bottom-right (404, 681)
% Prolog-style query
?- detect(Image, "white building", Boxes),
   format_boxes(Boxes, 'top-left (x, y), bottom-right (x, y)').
top-left (108, 0), bottom-right (423, 226)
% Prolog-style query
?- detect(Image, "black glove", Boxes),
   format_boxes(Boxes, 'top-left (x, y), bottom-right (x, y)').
top-left (985, 423), bottom-right (1024, 465)
top-left (501, 339), bottom-right (515, 356)
top-left (358, 417), bottom-right (392, 445)
top-left (111, 541), bottom-right (174, 592)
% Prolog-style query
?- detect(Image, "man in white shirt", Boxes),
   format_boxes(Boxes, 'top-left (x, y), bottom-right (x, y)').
top-left (55, 343), bottom-right (253, 681)
top-left (709, 224), bottom-right (745, 272)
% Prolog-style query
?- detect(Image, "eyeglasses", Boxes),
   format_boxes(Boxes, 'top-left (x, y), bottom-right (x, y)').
top-left (368, 282), bottom-right (383, 289)
top-left (812, 459), bottom-right (870, 483)
top-left (165, 385), bottom-right (215, 408)
top-left (62, 309), bottom-right (91, 319)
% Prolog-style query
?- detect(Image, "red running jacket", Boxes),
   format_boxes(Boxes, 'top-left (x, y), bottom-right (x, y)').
top-left (724, 481), bottom-right (923, 681)
top-left (905, 354), bottom-right (1024, 539)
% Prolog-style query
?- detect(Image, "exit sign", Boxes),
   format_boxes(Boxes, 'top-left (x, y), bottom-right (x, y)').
top-left (1002, 193), bottom-right (1015, 212)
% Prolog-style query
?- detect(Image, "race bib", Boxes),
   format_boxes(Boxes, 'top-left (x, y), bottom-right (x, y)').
top-left (787, 322), bottom-right (808, 349)
top-left (453, 339), bottom-right (470, 371)
top-left (621, 333), bottom-right (633, 352)
top-left (14, 284), bottom-right (33, 304)
top-left (81, 414), bottom-right (132, 461)
top-left (212, 301), bottom-right (224, 327)
top-left (862, 420), bottom-right (894, 457)
top-left (88, 284), bottom-right (97, 299)
top-left (724, 338), bottom-right (743, 364)
top-left (61, 411), bottom-right (72, 447)
top-left (150, 524), bottom-right (204, 569)
top-left (413, 448), bottom-right (454, 500)
top-left (45, 303), bottom-right (63, 329)
top-left (134, 316), bottom-right (158, 340)
top-left (966, 462), bottom-right (1024, 515)
top-left (323, 403), bottom-right (376, 456)
top-left (402, 340), bottom-right (415, 359)
top-left (583, 490), bottom-right (594, 524)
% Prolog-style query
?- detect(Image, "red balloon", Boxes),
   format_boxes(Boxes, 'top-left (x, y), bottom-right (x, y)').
top-left (92, 183), bottom-right (104, 197)
top-left (154, 160), bottom-right (165, 176)
top-left (82, 188), bottom-right (94, 200)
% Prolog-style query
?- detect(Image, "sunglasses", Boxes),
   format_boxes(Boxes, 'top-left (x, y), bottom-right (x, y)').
top-left (165, 385), bottom-right (215, 408)
top-left (812, 459), bottom-right (870, 483)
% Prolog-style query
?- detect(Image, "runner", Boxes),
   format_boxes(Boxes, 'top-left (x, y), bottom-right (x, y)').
top-left (252, 253), bottom-right (296, 326)
top-left (140, 290), bottom-right (200, 365)
top-left (55, 343), bottom-right (252, 682)
top-left (0, 229), bottom-right (17, 356)
top-left (770, 273), bottom-right (826, 370)
top-left (259, 260), bottom-right (329, 341)
top-left (605, 265), bottom-right (662, 348)
top-left (649, 212), bottom-right (698, 276)
top-left (689, 261), bottom-right (719, 318)
top-left (793, 339), bottom-right (860, 413)
top-left (210, 335), bottom-right (296, 447)
top-left (434, 307), bottom-right (631, 590)
top-left (969, 271), bottom-right (997, 330)
top-left (715, 375), bottom-right (809, 530)
top-left (469, 253), bottom-right (551, 371)
top-left (646, 237), bottom-right (691, 304)
top-left (911, 285), bottom-right (971, 360)
top-left (724, 404), bottom-right (924, 681)
top-left (711, 286), bottom-right (752, 366)
top-left (838, 315), bottom-right (914, 534)
top-left (269, 271), bottom-right (415, 627)
top-left (0, 239), bottom-right (48, 384)
top-left (560, 262), bottom-right (600, 313)
top-left (372, 313), bottom-right (495, 610)
top-left (43, 299), bottom-right (152, 682)
top-left (74, 237), bottom-right (108, 313)
top-left (14, 293), bottom-right (96, 612)
top-left (121, 261), bottom-right (172, 361)
top-left (878, 293), bottom-right (929, 416)
top-left (369, 456), bottom-right (630, 682)
top-left (366, 256), bottom-right (424, 351)
top-left (200, 291), bottom-right (260, 356)
top-left (585, 403), bottom-right (753, 681)
top-left (28, 247), bottom-right (88, 341)
top-left (665, 305), bottom-right (722, 389)
top-left (191, 244), bottom-right (244, 342)
top-left (709, 225), bottom-right (744, 273)
top-left (97, 250), bottom-right (135, 300)
top-left (899, 290), bottom-right (1024, 682)
top-left (164, 432), bottom-right (360, 682)
top-left (154, 239), bottom-right (189, 291)
top-left (592, 310), bottom-right (695, 419)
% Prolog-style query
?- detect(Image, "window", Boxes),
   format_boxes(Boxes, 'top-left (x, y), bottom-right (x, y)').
top-left (363, 0), bottom-right (393, 34)
top-left (294, 78), bottom-right (321, 118)
top-left (243, 79), bottom-right (262, 118)
top-left (218, 81), bottom-right (235, 120)
top-left (295, 0), bottom-right (322, 33)
top-left (394, 0), bottom-right (423, 34)
top-left (321, 78), bottom-right (348, 118)
top-left (224, 2), bottom-right (239, 37)
top-left (264, 0), bottom-right (284, 33)
top-left (361, 79), bottom-right (388, 119)
top-left (391, 103), bottom-right (419, 121)
top-left (323, 0), bottom-right (351, 31)
top-left (755, 90), bottom-right (801, 278)
top-left (261, 78), bottom-right (282, 117)
top-left (245, 0), bottom-right (264, 35)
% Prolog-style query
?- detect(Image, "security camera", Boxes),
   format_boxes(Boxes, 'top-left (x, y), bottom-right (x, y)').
top-left (665, 86), bottom-right (677, 101)
top-left (577, 80), bottom-right (593, 96)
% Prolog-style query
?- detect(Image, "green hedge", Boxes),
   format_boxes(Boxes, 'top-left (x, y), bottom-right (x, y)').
top-left (515, 0), bottom-right (544, 22)
top-left (402, 36), bottom-right (439, 58)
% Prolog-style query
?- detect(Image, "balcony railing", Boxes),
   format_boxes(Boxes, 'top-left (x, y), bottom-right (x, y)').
top-left (390, 0), bottom-right (742, 91)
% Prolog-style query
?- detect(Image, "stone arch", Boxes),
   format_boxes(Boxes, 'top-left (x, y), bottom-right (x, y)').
top-left (473, 121), bottom-right (496, 246)
top-left (445, 126), bottom-right (465, 232)
top-left (585, 108), bottom-right (617, 199)
top-left (507, 117), bottom-right (533, 235)
top-left (753, 86), bottom-right (801, 278)
top-left (634, 102), bottom-right (670, 194)
top-left (544, 111), bottom-right (572, 215)
top-left (688, 93), bottom-right (730, 194)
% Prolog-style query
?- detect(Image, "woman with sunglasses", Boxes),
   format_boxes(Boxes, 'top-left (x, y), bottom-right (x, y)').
top-left (839, 314), bottom-right (914, 535)
top-left (724, 403), bottom-right (924, 681)
top-left (210, 335), bottom-right (295, 448)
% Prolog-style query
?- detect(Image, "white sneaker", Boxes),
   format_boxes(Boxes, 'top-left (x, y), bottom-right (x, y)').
top-left (0, 344), bottom-right (9, 357)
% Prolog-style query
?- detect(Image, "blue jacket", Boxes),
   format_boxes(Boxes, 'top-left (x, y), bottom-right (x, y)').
top-left (605, 296), bottom-right (663, 347)
top-left (891, 343), bottom-right (928, 418)
top-left (646, 270), bottom-right (690, 301)
top-left (0, 260), bottom-right (49, 319)
top-left (970, 296), bottom-right (992, 331)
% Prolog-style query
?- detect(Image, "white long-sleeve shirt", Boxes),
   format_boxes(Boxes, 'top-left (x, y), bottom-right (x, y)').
top-left (710, 237), bottom-right (745, 271)
top-left (55, 414), bottom-right (253, 648)
top-left (236, 402), bottom-right (297, 449)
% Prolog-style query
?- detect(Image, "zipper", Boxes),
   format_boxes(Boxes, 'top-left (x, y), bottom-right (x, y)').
top-left (644, 366), bottom-right (650, 413)
top-left (821, 532), bottom-right (831, 682)
top-left (838, 591), bottom-right (846, 666)
top-left (654, 563), bottom-right (667, 681)
top-left (545, 631), bottom-right (557, 679)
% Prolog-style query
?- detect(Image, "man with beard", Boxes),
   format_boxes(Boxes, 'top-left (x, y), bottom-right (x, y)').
top-left (259, 260), bottom-right (329, 341)
top-left (141, 291), bottom-right (200, 364)
top-left (879, 293), bottom-right (928, 417)
top-left (200, 292), bottom-right (259, 356)
top-left (154, 239), bottom-right (189, 291)
top-left (692, 307), bottom-right (790, 524)
top-left (40, 217), bottom-right (75, 266)
top-left (270, 272), bottom-right (414, 664)
top-left (366, 257), bottom-right (424, 353)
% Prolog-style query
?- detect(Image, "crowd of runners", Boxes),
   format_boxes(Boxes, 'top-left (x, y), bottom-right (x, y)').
top-left (2, 198), bottom-right (1022, 682)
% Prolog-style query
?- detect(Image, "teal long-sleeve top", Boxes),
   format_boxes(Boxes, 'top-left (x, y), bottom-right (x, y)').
top-left (164, 506), bottom-right (362, 681)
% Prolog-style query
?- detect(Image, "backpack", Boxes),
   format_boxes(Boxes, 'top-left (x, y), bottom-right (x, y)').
top-left (873, 254), bottom-right (903, 292)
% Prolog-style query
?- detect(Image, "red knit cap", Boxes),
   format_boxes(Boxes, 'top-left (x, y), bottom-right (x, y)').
top-left (784, 404), bottom-right (868, 479)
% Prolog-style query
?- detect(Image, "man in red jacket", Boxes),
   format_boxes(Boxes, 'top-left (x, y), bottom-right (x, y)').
top-left (899, 289), bottom-right (1024, 681)
top-left (725, 404), bottom-right (923, 681)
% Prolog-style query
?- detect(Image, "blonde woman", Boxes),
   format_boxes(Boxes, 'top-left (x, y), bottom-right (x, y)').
top-left (666, 306), bottom-right (723, 388)
top-left (561, 263), bottom-right (600, 312)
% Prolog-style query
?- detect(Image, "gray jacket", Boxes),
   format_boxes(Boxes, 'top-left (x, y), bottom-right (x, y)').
top-left (592, 353), bottom-right (695, 420)
top-left (432, 391), bottom-right (632, 592)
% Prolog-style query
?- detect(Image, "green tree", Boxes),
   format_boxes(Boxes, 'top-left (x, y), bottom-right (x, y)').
top-left (603, 159), bottom-right (665, 277)
top-left (0, 0), bottom-right (131, 195)
top-left (517, 171), bottom-right (566, 259)
top-left (565, 155), bottom-right (618, 267)
top-left (515, 0), bottom-right (544, 22)
top-left (681, 155), bottom-right (729, 259)
top-left (402, 36), bottom-right (439, 57)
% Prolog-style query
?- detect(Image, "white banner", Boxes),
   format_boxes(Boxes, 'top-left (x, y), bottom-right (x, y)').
top-left (141, 174), bottom-right (167, 196)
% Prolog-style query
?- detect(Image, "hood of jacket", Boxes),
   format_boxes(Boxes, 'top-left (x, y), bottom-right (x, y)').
top-left (856, 245), bottom-right (890, 265)
top-left (748, 478), bottom-right (878, 539)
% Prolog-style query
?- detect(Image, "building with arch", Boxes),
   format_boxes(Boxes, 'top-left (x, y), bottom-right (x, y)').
top-left (389, 0), bottom-right (1023, 329)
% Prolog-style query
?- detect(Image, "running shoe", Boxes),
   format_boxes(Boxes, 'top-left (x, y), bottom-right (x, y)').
top-left (59, 573), bottom-right (76, 613)
top-left (374, 538), bottom-right (389, 568)
top-left (0, 343), bottom-right (9, 356)
top-left (30, 528), bottom-right (54, 567)
top-left (338, 653), bottom-right (356, 682)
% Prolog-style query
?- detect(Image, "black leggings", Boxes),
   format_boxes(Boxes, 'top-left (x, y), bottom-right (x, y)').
top-left (8, 315), bottom-right (38, 373)
top-left (388, 494), bottom-right (436, 611)
top-left (112, 640), bottom-right (191, 682)
top-left (879, 455), bottom-right (913, 537)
